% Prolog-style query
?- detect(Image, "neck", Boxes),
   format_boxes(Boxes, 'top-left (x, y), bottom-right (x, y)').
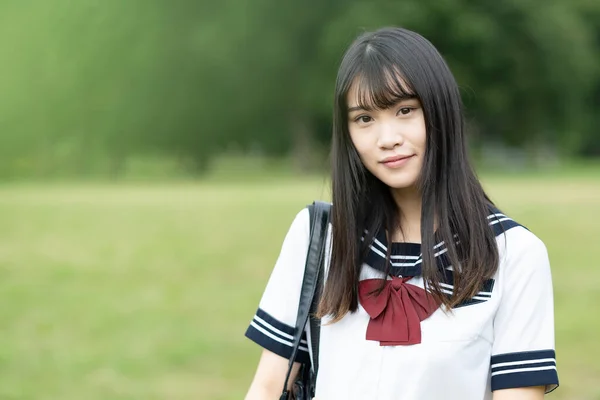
top-left (390, 186), bottom-right (423, 243)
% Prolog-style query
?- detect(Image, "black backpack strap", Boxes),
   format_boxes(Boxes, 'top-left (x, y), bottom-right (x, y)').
top-left (307, 245), bottom-right (324, 396)
top-left (280, 201), bottom-right (331, 399)
top-left (308, 202), bottom-right (329, 382)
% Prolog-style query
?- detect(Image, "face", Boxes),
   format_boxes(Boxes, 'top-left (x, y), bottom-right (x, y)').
top-left (346, 80), bottom-right (426, 193)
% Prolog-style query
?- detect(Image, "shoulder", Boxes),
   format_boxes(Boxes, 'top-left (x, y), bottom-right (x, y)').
top-left (488, 207), bottom-right (546, 257)
top-left (286, 201), bottom-right (333, 238)
top-left (501, 224), bottom-right (547, 256)
top-left (486, 206), bottom-right (551, 275)
top-left (290, 207), bottom-right (311, 233)
top-left (496, 223), bottom-right (551, 280)
top-left (275, 207), bottom-right (311, 254)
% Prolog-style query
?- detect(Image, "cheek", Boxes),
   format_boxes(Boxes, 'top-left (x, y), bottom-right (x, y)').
top-left (406, 118), bottom-right (427, 151)
top-left (349, 124), bottom-right (377, 148)
top-left (349, 129), bottom-right (364, 152)
top-left (417, 118), bottom-right (427, 147)
top-left (349, 133), bottom-right (374, 164)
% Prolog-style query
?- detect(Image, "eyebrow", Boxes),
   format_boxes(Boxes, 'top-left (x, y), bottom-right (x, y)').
top-left (347, 95), bottom-right (418, 113)
top-left (347, 106), bottom-right (366, 113)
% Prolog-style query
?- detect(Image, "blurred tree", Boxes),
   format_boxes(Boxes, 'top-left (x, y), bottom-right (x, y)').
top-left (574, 0), bottom-right (600, 157)
top-left (215, 0), bottom-right (349, 171)
top-left (295, 0), bottom-right (600, 160)
top-left (204, 0), bottom-right (600, 167)
top-left (0, 0), bottom-right (598, 179)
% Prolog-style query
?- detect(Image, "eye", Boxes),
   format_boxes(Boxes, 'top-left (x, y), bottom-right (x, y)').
top-left (398, 107), bottom-right (413, 116)
top-left (355, 115), bottom-right (373, 124)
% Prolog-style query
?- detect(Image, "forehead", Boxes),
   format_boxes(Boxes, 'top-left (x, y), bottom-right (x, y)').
top-left (346, 70), bottom-right (416, 110)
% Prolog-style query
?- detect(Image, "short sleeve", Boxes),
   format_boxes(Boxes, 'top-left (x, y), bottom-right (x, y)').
top-left (491, 227), bottom-right (559, 393)
top-left (244, 208), bottom-right (311, 364)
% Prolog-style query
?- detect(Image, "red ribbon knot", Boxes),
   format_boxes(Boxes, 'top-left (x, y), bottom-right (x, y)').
top-left (358, 276), bottom-right (441, 346)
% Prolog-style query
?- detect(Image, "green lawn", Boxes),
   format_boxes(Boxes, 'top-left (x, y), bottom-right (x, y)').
top-left (0, 173), bottom-right (598, 399)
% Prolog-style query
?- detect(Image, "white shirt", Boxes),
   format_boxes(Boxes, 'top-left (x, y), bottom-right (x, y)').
top-left (245, 207), bottom-right (559, 399)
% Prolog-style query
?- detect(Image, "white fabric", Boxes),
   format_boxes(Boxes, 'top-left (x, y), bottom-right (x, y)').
top-left (245, 208), bottom-right (559, 399)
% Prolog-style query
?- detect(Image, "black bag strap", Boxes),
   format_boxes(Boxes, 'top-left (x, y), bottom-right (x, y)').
top-left (308, 224), bottom-right (325, 378)
top-left (280, 201), bottom-right (331, 399)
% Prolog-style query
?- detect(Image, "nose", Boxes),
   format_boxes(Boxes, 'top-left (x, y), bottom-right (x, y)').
top-left (376, 119), bottom-right (404, 149)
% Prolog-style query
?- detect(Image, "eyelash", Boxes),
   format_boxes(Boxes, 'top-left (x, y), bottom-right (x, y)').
top-left (355, 115), bottom-right (373, 123)
top-left (397, 106), bottom-right (415, 115)
top-left (353, 107), bottom-right (415, 123)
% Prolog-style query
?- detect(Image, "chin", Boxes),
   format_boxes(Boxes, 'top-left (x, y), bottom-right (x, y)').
top-left (377, 176), bottom-right (419, 190)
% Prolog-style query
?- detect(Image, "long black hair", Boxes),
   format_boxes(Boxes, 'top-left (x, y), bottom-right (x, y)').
top-left (317, 27), bottom-right (499, 321)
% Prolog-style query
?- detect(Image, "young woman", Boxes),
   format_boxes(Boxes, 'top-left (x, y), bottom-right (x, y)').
top-left (244, 27), bottom-right (559, 400)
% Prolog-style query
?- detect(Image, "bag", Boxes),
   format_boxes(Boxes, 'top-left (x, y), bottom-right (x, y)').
top-left (279, 201), bottom-right (331, 400)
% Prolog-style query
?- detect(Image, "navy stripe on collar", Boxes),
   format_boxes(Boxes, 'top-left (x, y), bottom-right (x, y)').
top-left (363, 208), bottom-right (523, 277)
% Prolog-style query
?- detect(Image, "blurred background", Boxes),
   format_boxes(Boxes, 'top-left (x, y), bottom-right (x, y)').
top-left (0, 1), bottom-right (599, 399)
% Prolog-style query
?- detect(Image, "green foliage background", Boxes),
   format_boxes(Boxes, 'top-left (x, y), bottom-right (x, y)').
top-left (0, 1), bottom-right (599, 179)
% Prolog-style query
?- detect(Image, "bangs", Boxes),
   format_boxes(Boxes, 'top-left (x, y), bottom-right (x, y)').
top-left (350, 50), bottom-right (417, 111)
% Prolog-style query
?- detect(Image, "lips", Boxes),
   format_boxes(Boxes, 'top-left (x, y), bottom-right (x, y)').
top-left (381, 155), bottom-right (414, 164)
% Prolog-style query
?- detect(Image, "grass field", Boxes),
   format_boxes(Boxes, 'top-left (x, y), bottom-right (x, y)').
top-left (0, 172), bottom-right (599, 399)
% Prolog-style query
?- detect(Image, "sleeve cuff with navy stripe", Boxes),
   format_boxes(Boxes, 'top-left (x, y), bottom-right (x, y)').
top-left (491, 350), bottom-right (559, 393)
top-left (245, 308), bottom-right (310, 364)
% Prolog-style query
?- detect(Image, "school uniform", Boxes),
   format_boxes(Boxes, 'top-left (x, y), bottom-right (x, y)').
top-left (245, 206), bottom-right (559, 399)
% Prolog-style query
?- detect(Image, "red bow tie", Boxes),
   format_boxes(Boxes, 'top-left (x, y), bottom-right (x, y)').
top-left (358, 276), bottom-right (441, 346)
